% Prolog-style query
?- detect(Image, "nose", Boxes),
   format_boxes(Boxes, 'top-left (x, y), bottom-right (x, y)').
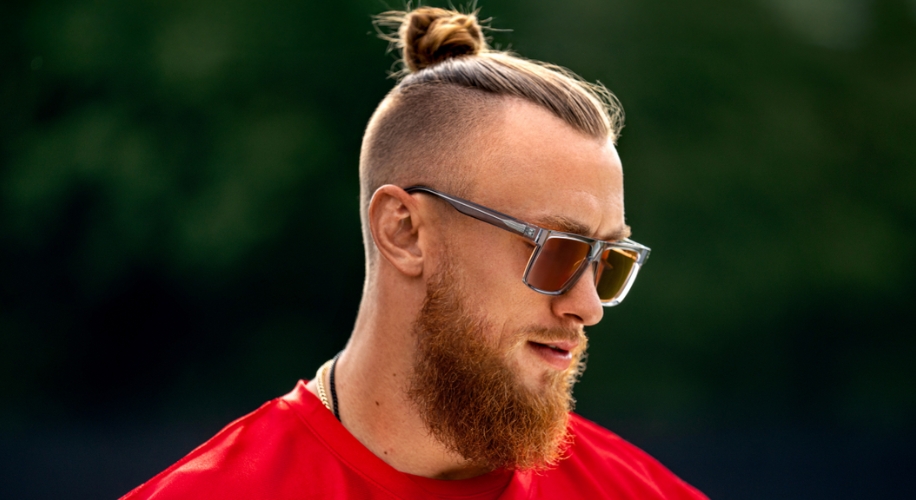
top-left (551, 265), bottom-right (604, 326)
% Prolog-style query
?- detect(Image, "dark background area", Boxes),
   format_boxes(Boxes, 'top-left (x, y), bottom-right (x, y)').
top-left (2, 0), bottom-right (914, 498)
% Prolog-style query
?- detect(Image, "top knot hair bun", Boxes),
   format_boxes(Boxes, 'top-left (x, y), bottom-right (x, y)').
top-left (378, 7), bottom-right (487, 73)
top-left (402, 8), bottom-right (486, 72)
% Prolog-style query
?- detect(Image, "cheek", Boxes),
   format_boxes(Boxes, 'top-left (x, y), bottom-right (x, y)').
top-left (449, 232), bottom-right (532, 310)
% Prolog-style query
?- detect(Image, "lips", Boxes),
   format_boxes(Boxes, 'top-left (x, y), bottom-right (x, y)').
top-left (532, 340), bottom-right (577, 353)
top-left (527, 340), bottom-right (578, 370)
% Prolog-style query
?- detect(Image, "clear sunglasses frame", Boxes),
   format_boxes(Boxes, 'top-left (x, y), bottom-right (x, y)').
top-left (404, 186), bottom-right (651, 306)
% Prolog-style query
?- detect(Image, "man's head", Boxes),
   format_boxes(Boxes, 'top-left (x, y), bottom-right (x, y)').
top-left (359, 7), bottom-right (624, 265)
top-left (358, 7), bottom-right (631, 471)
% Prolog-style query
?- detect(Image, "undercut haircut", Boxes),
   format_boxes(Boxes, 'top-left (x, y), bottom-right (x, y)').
top-left (359, 7), bottom-right (624, 263)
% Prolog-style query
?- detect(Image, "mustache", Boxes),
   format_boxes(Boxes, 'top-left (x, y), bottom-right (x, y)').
top-left (523, 326), bottom-right (587, 346)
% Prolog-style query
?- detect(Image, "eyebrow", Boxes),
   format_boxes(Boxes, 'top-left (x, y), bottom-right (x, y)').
top-left (534, 214), bottom-right (632, 242)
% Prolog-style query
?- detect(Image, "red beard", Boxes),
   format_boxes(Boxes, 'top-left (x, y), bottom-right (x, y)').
top-left (408, 258), bottom-right (588, 471)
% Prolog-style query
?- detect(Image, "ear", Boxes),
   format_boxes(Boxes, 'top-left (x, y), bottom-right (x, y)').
top-left (368, 185), bottom-right (427, 277)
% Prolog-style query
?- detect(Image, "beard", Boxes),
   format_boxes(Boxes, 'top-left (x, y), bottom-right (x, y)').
top-left (407, 257), bottom-right (588, 471)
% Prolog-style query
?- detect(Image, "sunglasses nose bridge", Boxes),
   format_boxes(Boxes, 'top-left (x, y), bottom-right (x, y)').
top-left (588, 241), bottom-right (604, 261)
top-left (575, 242), bottom-right (630, 303)
top-left (576, 242), bottom-right (604, 281)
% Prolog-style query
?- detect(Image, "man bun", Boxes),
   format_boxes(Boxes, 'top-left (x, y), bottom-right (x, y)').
top-left (398, 7), bottom-right (487, 73)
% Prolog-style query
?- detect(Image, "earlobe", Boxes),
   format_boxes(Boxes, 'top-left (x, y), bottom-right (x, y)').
top-left (368, 185), bottom-right (425, 277)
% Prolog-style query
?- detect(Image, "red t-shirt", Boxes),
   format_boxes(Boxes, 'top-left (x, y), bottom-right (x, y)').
top-left (121, 381), bottom-right (706, 499)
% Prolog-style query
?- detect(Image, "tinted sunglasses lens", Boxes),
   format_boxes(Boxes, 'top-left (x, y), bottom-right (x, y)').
top-left (595, 248), bottom-right (639, 302)
top-left (526, 237), bottom-right (591, 292)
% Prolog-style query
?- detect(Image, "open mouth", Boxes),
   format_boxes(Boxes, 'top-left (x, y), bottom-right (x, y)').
top-left (528, 341), bottom-right (574, 369)
top-left (530, 342), bottom-right (569, 355)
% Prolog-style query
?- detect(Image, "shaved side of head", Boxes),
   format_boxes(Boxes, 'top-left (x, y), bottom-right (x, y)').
top-left (359, 85), bottom-right (504, 264)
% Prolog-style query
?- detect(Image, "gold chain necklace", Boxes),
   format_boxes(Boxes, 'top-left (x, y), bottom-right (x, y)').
top-left (314, 359), bottom-right (334, 412)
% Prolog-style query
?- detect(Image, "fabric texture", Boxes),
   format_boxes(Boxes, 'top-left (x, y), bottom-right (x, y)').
top-left (121, 381), bottom-right (707, 499)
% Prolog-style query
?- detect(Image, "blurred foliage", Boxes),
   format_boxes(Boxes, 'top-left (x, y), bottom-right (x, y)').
top-left (1, 0), bottom-right (914, 444)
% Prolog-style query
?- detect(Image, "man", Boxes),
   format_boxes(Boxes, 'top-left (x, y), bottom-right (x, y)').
top-left (123, 6), bottom-right (706, 499)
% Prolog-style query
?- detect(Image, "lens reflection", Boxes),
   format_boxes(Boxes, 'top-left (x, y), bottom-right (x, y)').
top-left (526, 237), bottom-right (590, 291)
top-left (595, 248), bottom-right (637, 301)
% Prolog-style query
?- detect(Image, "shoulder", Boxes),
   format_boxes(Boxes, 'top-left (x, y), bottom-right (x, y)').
top-left (525, 413), bottom-right (708, 499)
top-left (120, 382), bottom-right (338, 500)
top-left (119, 397), bottom-right (291, 499)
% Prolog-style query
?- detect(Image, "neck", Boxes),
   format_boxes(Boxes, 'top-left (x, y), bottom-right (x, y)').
top-left (305, 283), bottom-right (491, 480)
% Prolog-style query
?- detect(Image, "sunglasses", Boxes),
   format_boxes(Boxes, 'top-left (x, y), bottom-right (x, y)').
top-left (404, 186), bottom-right (651, 306)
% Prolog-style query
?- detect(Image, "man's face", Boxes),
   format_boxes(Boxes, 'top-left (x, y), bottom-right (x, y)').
top-left (439, 100), bottom-right (626, 391)
top-left (408, 100), bottom-right (627, 469)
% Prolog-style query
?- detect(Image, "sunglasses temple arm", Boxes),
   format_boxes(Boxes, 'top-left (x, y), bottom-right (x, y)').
top-left (450, 201), bottom-right (539, 240)
top-left (405, 186), bottom-right (539, 241)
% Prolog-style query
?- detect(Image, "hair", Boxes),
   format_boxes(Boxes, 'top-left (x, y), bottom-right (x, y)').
top-left (359, 6), bottom-right (624, 264)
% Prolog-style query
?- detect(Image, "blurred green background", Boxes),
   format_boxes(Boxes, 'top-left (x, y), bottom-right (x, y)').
top-left (2, 0), bottom-right (914, 498)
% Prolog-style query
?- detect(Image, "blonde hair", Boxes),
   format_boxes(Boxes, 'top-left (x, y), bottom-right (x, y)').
top-left (359, 7), bottom-right (624, 262)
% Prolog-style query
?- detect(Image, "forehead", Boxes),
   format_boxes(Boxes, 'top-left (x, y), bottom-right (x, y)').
top-left (466, 100), bottom-right (627, 241)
